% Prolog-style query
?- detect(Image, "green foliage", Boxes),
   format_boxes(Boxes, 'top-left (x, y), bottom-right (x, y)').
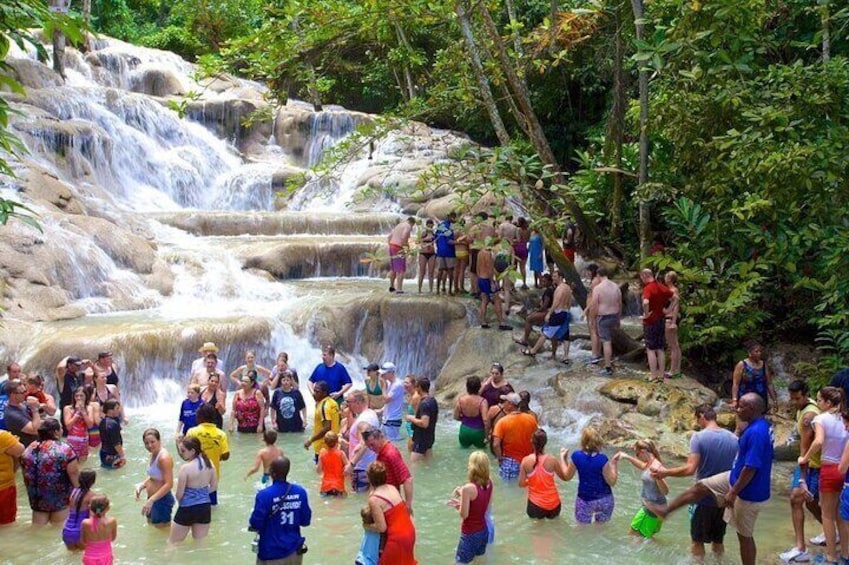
top-left (638, 0), bottom-right (849, 364)
top-left (1, 0), bottom-right (79, 232)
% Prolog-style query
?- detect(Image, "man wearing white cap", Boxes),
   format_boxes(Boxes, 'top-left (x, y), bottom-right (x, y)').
top-left (191, 342), bottom-right (225, 376)
top-left (492, 392), bottom-right (538, 481)
top-left (379, 362), bottom-right (405, 442)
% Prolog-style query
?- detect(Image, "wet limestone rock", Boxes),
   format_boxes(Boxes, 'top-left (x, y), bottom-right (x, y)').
top-left (4, 58), bottom-right (64, 90)
top-left (131, 66), bottom-right (186, 97)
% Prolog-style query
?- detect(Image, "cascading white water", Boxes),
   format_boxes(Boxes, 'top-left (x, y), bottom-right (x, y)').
top-left (3, 37), bottom-right (463, 403)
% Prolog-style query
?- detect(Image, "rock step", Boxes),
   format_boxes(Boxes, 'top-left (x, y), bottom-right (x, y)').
top-left (151, 211), bottom-right (402, 237)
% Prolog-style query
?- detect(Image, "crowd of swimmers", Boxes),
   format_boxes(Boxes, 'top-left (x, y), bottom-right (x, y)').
top-left (1, 344), bottom-right (849, 564)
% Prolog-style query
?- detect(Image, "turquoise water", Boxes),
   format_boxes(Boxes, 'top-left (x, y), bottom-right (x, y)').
top-left (0, 402), bottom-right (799, 564)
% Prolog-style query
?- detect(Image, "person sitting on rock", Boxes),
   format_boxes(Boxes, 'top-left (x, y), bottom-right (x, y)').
top-left (521, 270), bottom-right (573, 363)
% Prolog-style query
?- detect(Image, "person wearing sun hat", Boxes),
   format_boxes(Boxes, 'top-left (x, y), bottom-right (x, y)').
top-left (191, 342), bottom-right (225, 376)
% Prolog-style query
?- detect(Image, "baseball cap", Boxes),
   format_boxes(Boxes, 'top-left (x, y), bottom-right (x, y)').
top-left (379, 362), bottom-right (397, 374)
top-left (364, 363), bottom-right (380, 372)
top-left (500, 392), bottom-right (522, 405)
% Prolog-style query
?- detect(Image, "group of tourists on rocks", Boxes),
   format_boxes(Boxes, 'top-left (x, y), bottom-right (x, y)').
top-left (387, 212), bottom-right (690, 382)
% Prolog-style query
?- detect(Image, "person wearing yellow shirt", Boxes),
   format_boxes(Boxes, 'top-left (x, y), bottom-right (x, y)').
top-left (0, 429), bottom-right (25, 524)
top-left (185, 403), bottom-right (229, 506)
top-left (303, 381), bottom-right (340, 463)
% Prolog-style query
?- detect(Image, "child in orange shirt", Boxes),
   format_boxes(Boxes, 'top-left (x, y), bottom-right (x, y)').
top-left (317, 431), bottom-right (348, 496)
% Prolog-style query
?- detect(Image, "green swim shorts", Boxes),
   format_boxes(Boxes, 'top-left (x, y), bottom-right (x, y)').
top-left (630, 507), bottom-right (663, 538)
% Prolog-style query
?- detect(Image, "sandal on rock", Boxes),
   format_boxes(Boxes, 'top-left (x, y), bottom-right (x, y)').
top-left (521, 348), bottom-right (536, 357)
top-left (513, 338), bottom-right (529, 346)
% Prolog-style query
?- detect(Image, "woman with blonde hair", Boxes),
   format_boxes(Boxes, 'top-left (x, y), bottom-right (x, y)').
top-left (614, 439), bottom-right (668, 538)
top-left (564, 427), bottom-right (618, 524)
top-left (449, 451), bottom-right (493, 564)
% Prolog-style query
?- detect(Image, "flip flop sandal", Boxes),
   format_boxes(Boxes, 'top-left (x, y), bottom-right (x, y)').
top-left (521, 348), bottom-right (536, 357)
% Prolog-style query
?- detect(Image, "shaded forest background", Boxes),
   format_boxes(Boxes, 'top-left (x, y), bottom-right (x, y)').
top-left (2, 0), bottom-right (848, 381)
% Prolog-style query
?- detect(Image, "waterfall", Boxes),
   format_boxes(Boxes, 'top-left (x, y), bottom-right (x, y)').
top-left (2, 36), bottom-right (469, 406)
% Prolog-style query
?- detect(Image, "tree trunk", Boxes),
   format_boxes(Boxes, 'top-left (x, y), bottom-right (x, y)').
top-left (50, 0), bottom-right (66, 78)
top-left (504, 0), bottom-right (523, 56)
top-left (292, 16), bottom-right (322, 111)
top-left (392, 21), bottom-right (417, 101)
top-left (607, 0), bottom-right (626, 239)
top-left (476, 1), bottom-right (600, 256)
top-left (820, 1), bottom-right (831, 64)
top-left (82, 0), bottom-right (92, 52)
top-left (455, 1), bottom-right (511, 146)
top-left (630, 0), bottom-right (651, 260)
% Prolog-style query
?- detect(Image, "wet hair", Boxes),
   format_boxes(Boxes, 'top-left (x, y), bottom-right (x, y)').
top-left (788, 380), bottom-right (809, 395)
top-left (102, 399), bottom-right (120, 414)
top-left (347, 389), bottom-right (366, 404)
top-left (693, 404), bottom-right (717, 421)
top-left (244, 371), bottom-right (257, 383)
top-left (819, 386), bottom-right (844, 410)
top-left (416, 376), bottom-right (431, 393)
top-left (270, 456), bottom-right (291, 481)
top-left (466, 376), bottom-right (482, 395)
top-left (196, 402), bottom-right (218, 424)
top-left (263, 430), bottom-right (278, 445)
top-left (26, 374), bottom-right (43, 386)
top-left (532, 429), bottom-right (548, 468)
top-left (360, 505), bottom-right (375, 525)
top-left (205, 352), bottom-right (218, 361)
top-left (490, 362), bottom-right (504, 376)
top-left (322, 345), bottom-right (336, 355)
top-left (541, 273), bottom-right (552, 281)
top-left (89, 495), bottom-right (110, 517)
top-left (367, 461), bottom-right (387, 487)
top-left (361, 426), bottom-right (383, 441)
top-left (142, 428), bottom-right (161, 442)
top-left (37, 417), bottom-right (61, 440)
top-left (580, 427), bottom-right (604, 452)
top-left (324, 430), bottom-right (339, 448)
top-left (586, 263), bottom-right (599, 278)
top-left (467, 451), bottom-right (490, 487)
top-left (313, 380), bottom-right (329, 394)
top-left (276, 352), bottom-right (289, 363)
top-left (73, 385), bottom-right (91, 405)
top-left (634, 439), bottom-right (662, 462)
top-left (75, 469), bottom-right (97, 514)
top-left (744, 340), bottom-right (763, 353)
top-left (518, 391), bottom-right (532, 413)
top-left (180, 436), bottom-right (212, 468)
top-left (245, 349), bottom-right (256, 359)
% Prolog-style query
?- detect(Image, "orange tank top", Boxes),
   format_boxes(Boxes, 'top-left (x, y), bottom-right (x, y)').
top-left (527, 455), bottom-right (560, 510)
top-left (319, 448), bottom-right (346, 493)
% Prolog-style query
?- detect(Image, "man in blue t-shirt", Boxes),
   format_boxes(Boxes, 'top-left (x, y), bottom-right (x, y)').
top-left (308, 345), bottom-right (352, 405)
top-left (249, 456), bottom-right (311, 563)
top-left (434, 212), bottom-right (456, 294)
top-left (652, 404), bottom-right (738, 560)
top-left (652, 393), bottom-right (772, 565)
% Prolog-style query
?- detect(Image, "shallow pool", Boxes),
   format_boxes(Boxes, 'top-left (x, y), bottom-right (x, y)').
top-left (0, 402), bottom-right (802, 564)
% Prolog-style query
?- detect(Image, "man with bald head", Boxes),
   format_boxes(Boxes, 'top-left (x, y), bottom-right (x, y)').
top-left (652, 393), bottom-right (772, 565)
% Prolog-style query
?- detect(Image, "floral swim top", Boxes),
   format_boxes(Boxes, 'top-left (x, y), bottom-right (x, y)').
top-left (22, 439), bottom-right (77, 512)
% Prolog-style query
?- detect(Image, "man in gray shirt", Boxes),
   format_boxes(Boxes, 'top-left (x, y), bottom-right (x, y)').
top-left (653, 404), bottom-right (738, 559)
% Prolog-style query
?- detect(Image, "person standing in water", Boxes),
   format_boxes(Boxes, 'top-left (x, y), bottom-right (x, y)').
top-left (615, 439), bottom-right (668, 539)
top-left (137, 428), bottom-right (174, 529)
top-left (81, 495), bottom-right (116, 565)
